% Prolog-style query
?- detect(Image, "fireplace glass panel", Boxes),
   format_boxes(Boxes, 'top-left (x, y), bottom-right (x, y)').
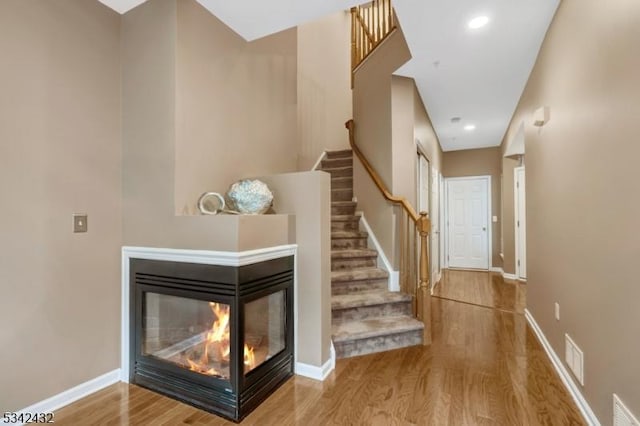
top-left (244, 291), bottom-right (286, 374)
top-left (143, 292), bottom-right (231, 380)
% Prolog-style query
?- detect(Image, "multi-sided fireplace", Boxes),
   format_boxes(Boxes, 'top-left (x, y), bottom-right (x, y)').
top-left (129, 255), bottom-right (294, 422)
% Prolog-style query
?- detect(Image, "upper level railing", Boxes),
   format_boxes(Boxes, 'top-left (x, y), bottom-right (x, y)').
top-left (345, 120), bottom-right (431, 331)
top-left (351, 0), bottom-right (396, 81)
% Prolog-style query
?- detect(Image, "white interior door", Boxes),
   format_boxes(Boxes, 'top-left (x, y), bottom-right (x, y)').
top-left (430, 167), bottom-right (440, 285)
top-left (446, 177), bottom-right (490, 270)
top-left (515, 167), bottom-right (527, 279)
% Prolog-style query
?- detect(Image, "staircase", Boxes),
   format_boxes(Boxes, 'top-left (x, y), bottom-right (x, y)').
top-left (320, 149), bottom-right (424, 359)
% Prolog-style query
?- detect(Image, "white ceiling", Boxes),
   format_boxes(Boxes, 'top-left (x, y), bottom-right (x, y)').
top-left (394, 0), bottom-right (559, 151)
top-left (98, 0), bottom-right (559, 152)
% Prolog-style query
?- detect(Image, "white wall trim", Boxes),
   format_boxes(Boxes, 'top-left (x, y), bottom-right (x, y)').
top-left (311, 151), bottom-right (327, 171)
top-left (295, 358), bottom-right (333, 381)
top-left (489, 266), bottom-right (504, 274)
top-left (524, 309), bottom-right (600, 426)
top-left (121, 245), bottom-right (298, 383)
top-left (122, 244), bottom-right (297, 267)
top-left (296, 342), bottom-right (335, 381)
top-left (7, 369), bottom-right (121, 423)
top-left (503, 272), bottom-right (518, 281)
top-left (356, 211), bottom-right (399, 292)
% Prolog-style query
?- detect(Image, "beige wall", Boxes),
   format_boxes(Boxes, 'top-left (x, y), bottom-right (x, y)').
top-left (443, 147), bottom-right (502, 268)
top-left (352, 28), bottom-right (411, 267)
top-left (501, 0), bottom-right (640, 422)
top-left (122, 0), bottom-right (292, 251)
top-left (259, 172), bottom-right (331, 367)
top-left (297, 11), bottom-right (352, 170)
top-left (0, 0), bottom-right (122, 411)
top-left (174, 0), bottom-right (298, 214)
top-left (391, 76), bottom-right (417, 206)
top-left (414, 87), bottom-right (443, 172)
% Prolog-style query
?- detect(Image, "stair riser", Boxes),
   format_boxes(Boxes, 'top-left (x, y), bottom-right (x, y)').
top-left (331, 205), bottom-right (357, 216)
top-left (331, 238), bottom-right (368, 250)
top-left (331, 190), bottom-right (353, 202)
top-left (325, 150), bottom-right (352, 160)
top-left (331, 220), bottom-right (360, 231)
top-left (334, 329), bottom-right (423, 359)
top-left (331, 257), bottom-right (376, 271)
top-left (323, 167), bottom-right (353, 178)
top-left (331, 279), bottom-right (387, 295)
top-left (331, 178), bottom-right (353, 190)
top-left (322, 158), bottom-right (352, 169)
top-left (332, 302), bottom-right (412, 323)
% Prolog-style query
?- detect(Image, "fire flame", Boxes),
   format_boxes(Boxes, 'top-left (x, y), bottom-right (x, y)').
top-left (185, 302), bottom-right (256, 376)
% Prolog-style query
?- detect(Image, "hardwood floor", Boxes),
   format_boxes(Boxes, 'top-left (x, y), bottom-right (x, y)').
top-left (55, 273), bottom-right (583, 425)
top-left (433, 269), bottom-right (527, 314)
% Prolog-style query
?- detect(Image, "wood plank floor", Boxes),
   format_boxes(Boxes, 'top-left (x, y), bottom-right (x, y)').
top-left (433, 269), bottom-right (527, 314)
top-left (54, 273), bottom-right (583, 425)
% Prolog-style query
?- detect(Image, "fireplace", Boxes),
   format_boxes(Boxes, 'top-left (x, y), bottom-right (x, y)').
top-left (129, 255), bottom-right (294, 422)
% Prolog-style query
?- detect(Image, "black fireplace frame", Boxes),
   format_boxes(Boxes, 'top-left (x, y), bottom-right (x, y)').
top-left (129, 256), bottom-right (294, 422)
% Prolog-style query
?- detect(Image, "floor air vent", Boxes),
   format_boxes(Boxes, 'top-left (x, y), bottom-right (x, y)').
top-left (614, 394), bottom-right (639, 426)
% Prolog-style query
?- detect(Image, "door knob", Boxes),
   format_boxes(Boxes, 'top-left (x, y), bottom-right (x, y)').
top-left (483, 227), bottom-right (486, 231)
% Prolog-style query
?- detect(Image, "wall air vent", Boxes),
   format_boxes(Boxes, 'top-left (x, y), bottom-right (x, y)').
top-left (614, 394), bottom-right (639, 426)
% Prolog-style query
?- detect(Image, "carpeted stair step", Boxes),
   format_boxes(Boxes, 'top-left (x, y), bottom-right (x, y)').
top-left (331, 188), bottom-right (353, 202)
top-left (331, 215), bottom-right (360, 232)
top-left (332, 290), bottom-right (412, 323)
top-left (332, 315), bottom-right (424, 359)
top-left (331, 230), bottom-right (368, 250)
top-left (322, 157), bottom-right (352, 169)
top-left (331, 177), bottom-right (353, 190)
top-left (321, 166), bottom-right (353, 178)
top-left (331, 201), bottom-right (357, 216)
top-left (331, 248), bottom-right (377, 270)
top-left (331, 267), bottom-right (388, 295)
top-left (325, 149), bottom-right (352, 159)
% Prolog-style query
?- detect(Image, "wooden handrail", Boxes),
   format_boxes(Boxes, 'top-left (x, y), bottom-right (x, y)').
top-left (345, 119), bottom-right (431, 340)
top-left (345, 120), bottom-right (421, 223)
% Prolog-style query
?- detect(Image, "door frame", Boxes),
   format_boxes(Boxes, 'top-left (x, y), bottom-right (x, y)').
top-left (443, 175), bottom-right (492, 270)
top-left (514, 166), bottom-right (526, 280)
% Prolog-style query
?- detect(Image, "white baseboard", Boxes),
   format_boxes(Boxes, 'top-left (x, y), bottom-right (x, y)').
top-left (524, 309), bottom-right (600, 426)
top-left (311, 151), bottom-right (327, 171)
top-left (295, 348), bottom-right (335, 382)
top-left (330, 341), bottom-right (336, 372)
top-left (6, 369), bottom-right (121, 423)
top-left (489, 266), bottom-right (504, 274)
top-left (356, 211), bottom-right (399, 292)
top-left (503, 272), bottom-right (517, 281)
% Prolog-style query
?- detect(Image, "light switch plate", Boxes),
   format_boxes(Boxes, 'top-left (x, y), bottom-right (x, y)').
top-left (492, 215), bottom-right (498, 223)
top-left (73, 214), bottom-right (88, 233)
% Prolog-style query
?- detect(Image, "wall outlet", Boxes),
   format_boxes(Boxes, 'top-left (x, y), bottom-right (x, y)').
top-left (73, 214), bottom-right (88, 233)
top-left (565, 334), bottom-right (584, 386)
top-left (555, 302), bottom-right (560, 321)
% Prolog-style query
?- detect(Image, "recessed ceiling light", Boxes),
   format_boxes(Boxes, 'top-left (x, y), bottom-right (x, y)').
top-left (468, 16), bottom-right (489, 29)
top-left (464, 124), bottom-right (476, 131)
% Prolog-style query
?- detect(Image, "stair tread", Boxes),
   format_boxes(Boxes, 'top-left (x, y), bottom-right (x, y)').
top-left (331, 176), bottom-right (353, 181)
top-left (320, 165), bottom-right (353, 172)
top-left (331, 267), bottom-right (387, 282)
top-left (332, 290), bottom-right (412, 309)
top-left (331, 249), bottom-right (377, 259)
top-left (332, 315), bottom-right (424, 343)
top-left (331, 201), bottom-right (357, 206)
top-left (326, 149), bottom-right (352, 156)
top-left (331, 230), bottom-right (368, 239)
top-left (331, 215), bottom-right (360, 221)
